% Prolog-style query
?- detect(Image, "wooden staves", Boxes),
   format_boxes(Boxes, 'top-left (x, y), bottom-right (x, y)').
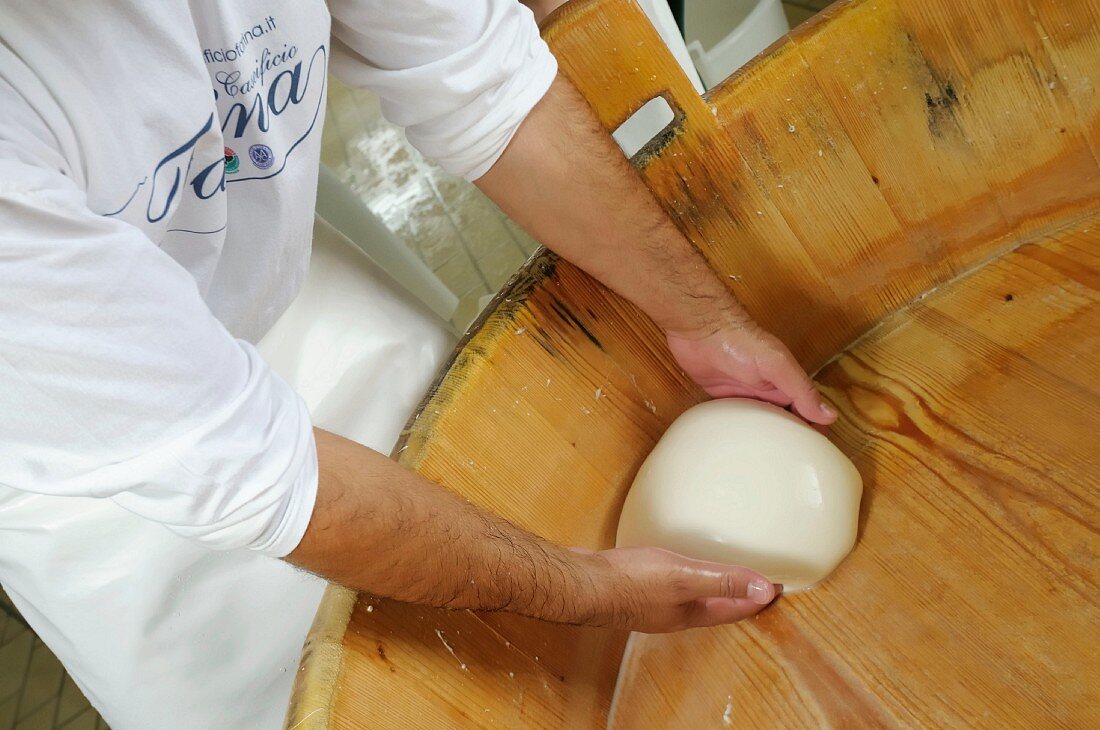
top-left (286, 0), bottom-right (1100, 727)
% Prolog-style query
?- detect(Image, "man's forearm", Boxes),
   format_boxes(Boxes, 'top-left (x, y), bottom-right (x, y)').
top-left (286, 429), bottom-right (776, 631)
top-left (476, 74), bottom-right (747, 338)
top-left (287, 429), bottom-right (609, 623)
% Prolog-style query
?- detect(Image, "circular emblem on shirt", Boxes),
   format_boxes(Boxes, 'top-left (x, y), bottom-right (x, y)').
top-left (223, 147), bottom-right (239, 174)
top-left (248, 143), bottom-right (275, 170)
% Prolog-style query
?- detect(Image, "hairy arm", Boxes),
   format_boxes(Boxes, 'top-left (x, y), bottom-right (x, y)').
top-left (477, 75), bottom-right (735, 338)
top-left (286, 429), bottom-right (776, 632)
top-left (477, 76), bottom-right (836, 423)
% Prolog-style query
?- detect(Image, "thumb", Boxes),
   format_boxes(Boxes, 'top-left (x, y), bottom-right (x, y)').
top-left (674, 560), bottom-right (780, 629)
top-left (675, 559), bottom-right (779, 605)
top-left (793, 386), bottom-right (837, 425)
top-left (772, 358), bottom-right (836, 425)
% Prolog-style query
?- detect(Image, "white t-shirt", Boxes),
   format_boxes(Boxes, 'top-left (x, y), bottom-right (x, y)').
top-left (0, 1), bottom-right (556, 727)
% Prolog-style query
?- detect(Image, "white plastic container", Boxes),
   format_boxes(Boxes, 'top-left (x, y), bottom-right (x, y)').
top-left (611, 0), bottom-right (705, 157)
top-left (685, 0), bottom-right (791, 88)
top-left (611, 0), bottom-right (791, 157)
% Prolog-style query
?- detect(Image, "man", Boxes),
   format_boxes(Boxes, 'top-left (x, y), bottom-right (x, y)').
top-left (0, 1), bottom-right (835, 727)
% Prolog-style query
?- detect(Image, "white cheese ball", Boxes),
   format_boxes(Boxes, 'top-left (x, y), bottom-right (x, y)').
top-left (616, 398), bottom-right (862, 591)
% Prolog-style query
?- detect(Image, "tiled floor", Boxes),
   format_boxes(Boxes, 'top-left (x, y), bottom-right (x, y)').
top-left (2, 3), bottom-right (834, 727)
top-left (0, 592), bottom-right (106, 730)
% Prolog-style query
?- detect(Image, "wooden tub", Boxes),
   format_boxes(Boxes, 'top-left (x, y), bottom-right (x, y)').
top-left (287, 0), bottom-right (1099, 726)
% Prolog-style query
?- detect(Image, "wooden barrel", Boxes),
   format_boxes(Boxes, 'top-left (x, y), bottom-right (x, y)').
top-left (286, 0), bottom-right (1100, 726)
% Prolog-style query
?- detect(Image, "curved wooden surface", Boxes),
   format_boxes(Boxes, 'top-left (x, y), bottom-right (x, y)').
top-left (287, 0), bottom-right (1100, 727)
top-left (610, 217), bottom-right (1100, 727)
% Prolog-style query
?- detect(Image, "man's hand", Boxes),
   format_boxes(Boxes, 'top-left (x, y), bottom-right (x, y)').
top-left (578, 546), bottom-right (778, 632)
top-left (666, 317), bottom-right (837, 425)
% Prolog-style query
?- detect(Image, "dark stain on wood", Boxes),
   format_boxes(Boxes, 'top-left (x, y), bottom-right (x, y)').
top-left (531, 328), bottom-right (562, 359)
top-left (548, 297), bottom-right (604, 350)
top-left (923, 82), bottom-right (960, 138)
top-left (376, 642), bottom-right (396, 673)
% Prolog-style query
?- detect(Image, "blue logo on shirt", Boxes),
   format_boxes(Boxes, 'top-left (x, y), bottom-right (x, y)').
top-left (97, 41), bottom-right (327, 235)
top-left (248, 144), bottom-right (274, 169)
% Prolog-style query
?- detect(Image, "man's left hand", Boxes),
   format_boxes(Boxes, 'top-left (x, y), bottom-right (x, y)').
top-left (666, 317), bottom-right (837, 425)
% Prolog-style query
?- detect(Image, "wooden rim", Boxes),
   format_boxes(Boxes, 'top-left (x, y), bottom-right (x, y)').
top-left (283, 586), bottom-right (356, 729)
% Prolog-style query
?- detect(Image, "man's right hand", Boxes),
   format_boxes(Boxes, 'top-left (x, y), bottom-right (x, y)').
top-left (574, 547), bottom-right (779, 632)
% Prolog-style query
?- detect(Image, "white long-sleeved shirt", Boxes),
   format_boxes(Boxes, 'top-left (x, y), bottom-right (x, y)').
top-left (0, 1), bottom-right (556, 727)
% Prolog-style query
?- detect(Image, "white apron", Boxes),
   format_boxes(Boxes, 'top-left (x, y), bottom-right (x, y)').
top-left (0, 219), bottom-right (454, 729)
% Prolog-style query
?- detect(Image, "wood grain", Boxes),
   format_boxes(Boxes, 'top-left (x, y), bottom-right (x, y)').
top-left (609, 215), bottom-right (1100, 729)
top-left (286, 0), bottom-right (1100, 727)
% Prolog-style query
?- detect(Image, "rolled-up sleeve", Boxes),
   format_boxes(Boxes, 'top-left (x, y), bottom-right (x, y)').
top-left (328, 0), bottom-right (558, 180)
top-left (0, 157), bottom-right (317, 557)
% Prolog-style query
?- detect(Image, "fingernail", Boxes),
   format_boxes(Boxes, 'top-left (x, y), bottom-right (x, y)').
top-left (747, 578), bottom-right (773, 604)
top-left (820, 402), bottom-right (837, 417)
